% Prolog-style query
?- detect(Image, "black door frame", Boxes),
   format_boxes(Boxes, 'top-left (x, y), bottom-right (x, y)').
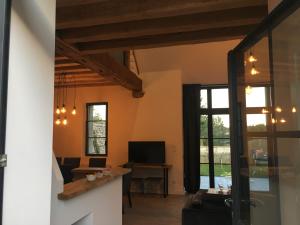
top-left (228, 1), bottom-right (300, 225)
top-left (0, 0), bottom-right (12, 224)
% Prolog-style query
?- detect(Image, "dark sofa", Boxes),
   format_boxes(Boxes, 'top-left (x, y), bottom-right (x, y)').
top-left (182, 191), bottom-right (232, 225)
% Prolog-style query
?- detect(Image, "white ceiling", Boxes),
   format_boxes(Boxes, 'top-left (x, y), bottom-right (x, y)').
top-left (135, 39), bottom-right (241, 84)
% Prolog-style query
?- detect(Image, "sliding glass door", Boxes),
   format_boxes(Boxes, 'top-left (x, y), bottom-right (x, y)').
top-left (0, 1), bottom-right (11, 224)
top-left (229, 1), bottom-right (300, 225)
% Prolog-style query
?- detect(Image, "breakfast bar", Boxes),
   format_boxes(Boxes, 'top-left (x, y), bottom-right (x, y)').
top-left (51, 155), bottom-right (130, 225)
top-left (58, 167), bottom-right (130, 200)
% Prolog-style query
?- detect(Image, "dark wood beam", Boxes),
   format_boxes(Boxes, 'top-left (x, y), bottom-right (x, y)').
top-left (55, 67), bottom-right (91, 73)
top-left (55, 62), bottom-right (80, 67)
top-left (56, 0), bottom-right (267, 29)
top-left (56, 0), bottom-right (106, 8)
top-left (55, 72), bottom-right (99, 76)
top-left (55, 81), bottom-right (117, 88)
top-left (55, 71), bottom-right (98, 76)
top-left (58, 6), bottom-right (266, 44)
top-left (55, 37), bottom-right (143, 95)
top-left (77, 25), bottom-right (257, 54)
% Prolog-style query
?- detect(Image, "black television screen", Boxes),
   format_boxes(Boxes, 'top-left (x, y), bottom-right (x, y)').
top-left (128, 141), bottom-right (165, 164)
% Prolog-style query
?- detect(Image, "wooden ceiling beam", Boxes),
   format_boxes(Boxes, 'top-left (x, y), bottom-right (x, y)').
top-left (55, 81), bottom-right (117, 88)
top-left (77, 25), bottom-right (257, 55)
top-left (56, 0), bottom-right (267, 29)
top-left (55, 37), bottom-right (143, 96)
top-left (56, 0), bottom-right (106, 8)
top-left (55, 62), bottom-right (80, 68)
top-left (58, 6), bottom-right (267, 44)
top-left (55, 71), bottom-right (98, 76)
top-left (55, 65), bottom-right (91, 72)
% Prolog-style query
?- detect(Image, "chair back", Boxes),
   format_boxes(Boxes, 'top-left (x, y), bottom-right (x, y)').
top-left (89, 158), bottom-right (106, 167)
top-left (122, 163), bottom-right (133, 194)
top-left (122, 171), bottom-right (132, 194)
top-left (63, 157), bottom-right (81, 168)
top-left (56, 157), bottom-right (62, 166)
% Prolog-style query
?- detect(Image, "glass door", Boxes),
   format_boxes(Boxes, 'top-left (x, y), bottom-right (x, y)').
top-left (229, 1), bottom-right (300, 225)
top-left (0, 0), bottom-right (11, 224)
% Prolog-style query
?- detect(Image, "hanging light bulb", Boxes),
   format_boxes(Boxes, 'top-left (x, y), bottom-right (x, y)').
top-left (271, 118), bottom-right (277, 124)
top-left (62, 117), bottom-right (68, 126)
top-left (55, 106), bottom-right (61, 115)
top-left (72, 75), bottom-right (77, 116)
top-left (262, 108), bottom-right (269, 114)
top-left (248, 52), bottom-right (257, 63)
top-left (280, 118), bottom-right (286, 123)
top-left (72, 106), bottom-right (77, 115)
top-left (61, 104), bottom-right (66, 114)
top-left (250, 65), bottom-right (259, 76)
top-left (292, 107), bottom-right (297, 113)
top-left (55, 117), bottom-right (61, 125)
top-left (245, 85), bottom-right (252, 95)
top-left (275, 107), bottom-right (282, 113)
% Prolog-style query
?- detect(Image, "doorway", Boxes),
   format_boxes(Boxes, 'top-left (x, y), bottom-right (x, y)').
top-left (0, 0), bottom-right (11, 224)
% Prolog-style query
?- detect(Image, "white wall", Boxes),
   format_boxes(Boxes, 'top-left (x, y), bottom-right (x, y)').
top-left (53, 70), bottom-right (184, 195)
top-left (51, 155), bottom-right (122, 225)
top-left (135, 40), bottom-right (241, 84)
top-left (3, 0), bottom-right (56, 224)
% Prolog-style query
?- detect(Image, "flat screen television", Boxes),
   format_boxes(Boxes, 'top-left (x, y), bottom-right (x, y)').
top-left (128, 141), bottom-right (165, 164)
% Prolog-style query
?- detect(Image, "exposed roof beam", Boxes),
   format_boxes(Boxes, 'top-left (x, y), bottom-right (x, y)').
top-left (77, 25), bottom-right (256, 54)
top-left (55, 81), bottom-right (117, 88)
top-left (55, 37), bottom-right (143, 95)
top-left (56, 0), bottom-right (267, 29)
top-left (56, 0), bottom-right (107, 8)
top-left (57, 6), bottom-right (266, 43)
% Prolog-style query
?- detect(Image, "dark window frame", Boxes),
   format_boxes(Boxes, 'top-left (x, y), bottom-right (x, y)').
top-left (85, 102), bottom-right (108, 156)
top-left (200, 85), bottom-right (230, 189)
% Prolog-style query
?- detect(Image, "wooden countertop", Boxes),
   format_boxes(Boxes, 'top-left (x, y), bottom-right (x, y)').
top-left (58, 167), bottom-right (130, 200)
top-left (129, 163), bottom-right (172, 169)
top-left (72, 167), bottom-right (105, 174)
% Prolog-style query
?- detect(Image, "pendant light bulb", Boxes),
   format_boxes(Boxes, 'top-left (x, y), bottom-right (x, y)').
top-left (72, 106), bottom-right (77, 115)
top-left (62, 117), bottom-right (68, 126)
top-left (55, 117), bottom-right (61, 125)
top-left (55, 106), bottom-right (61, 115)
top-left (271, 118), bottom-right (277, 124)
top-left (248, 53), bottom-right (257, 63)
top-left (275, 107), bottom-right (282, 113)
top-left (245, 85), bottom-right (252, 95)
top-left (292, 107), bottom-right (297, 113)
top-left (61, 104), bottom-right (66, 114)
top-left (250, 66), bottom-right (259, 76)
top-left (280, 118), bottom-right (286, 124)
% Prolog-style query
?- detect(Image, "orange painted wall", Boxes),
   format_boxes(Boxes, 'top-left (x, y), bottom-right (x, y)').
top-left (53, 41), bottom-right (240, 194)
top-left (53, 70), bottom-right (184, 194)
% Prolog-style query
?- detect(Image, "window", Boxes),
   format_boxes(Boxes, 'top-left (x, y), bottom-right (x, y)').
top-left (245, 85), bottom-right (271, 191)
top-left (200, 86), bottom-right (231, 189)
top-left (86, 103), bottom-right (108, 156)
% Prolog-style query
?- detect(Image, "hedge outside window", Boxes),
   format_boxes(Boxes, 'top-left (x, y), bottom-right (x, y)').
top-left (86, 103), bottom-right (108, 156)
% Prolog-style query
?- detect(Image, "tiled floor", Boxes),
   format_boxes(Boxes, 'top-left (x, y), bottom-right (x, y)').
top-left (123, 194), bottom-right (186, 225)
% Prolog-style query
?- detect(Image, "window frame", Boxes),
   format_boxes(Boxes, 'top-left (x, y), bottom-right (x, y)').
top-left (200, 85), bottom-right (230, 189)
top-left (85, 102), bottom-right (108, 156)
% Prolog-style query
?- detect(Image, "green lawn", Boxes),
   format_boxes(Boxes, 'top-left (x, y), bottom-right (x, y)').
top-left (200, 164), bottom-right (269, 178)
top-left (200, 164), bottom-right (231, 177)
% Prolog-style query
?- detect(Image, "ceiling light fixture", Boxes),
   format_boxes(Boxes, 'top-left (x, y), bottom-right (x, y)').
top-left (248, 52), bottom-right (257, 63)
top-left (245, 85), bottom-right (252, 95)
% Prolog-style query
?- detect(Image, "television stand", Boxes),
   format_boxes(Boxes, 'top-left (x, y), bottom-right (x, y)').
top-left (130, 163), bottom-right (172, 198)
